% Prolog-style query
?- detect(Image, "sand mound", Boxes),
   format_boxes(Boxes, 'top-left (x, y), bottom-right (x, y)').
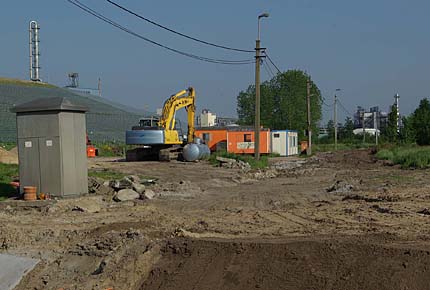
top-left (0, 147), bottom-right (18, 164)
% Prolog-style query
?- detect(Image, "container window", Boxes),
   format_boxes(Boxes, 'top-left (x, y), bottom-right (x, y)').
top-left (274, 133), bottom-right (280, 138)
top-left (244, 134), bottom-right (252, 142)
top-left (202, 133), bottom-right (210, 142)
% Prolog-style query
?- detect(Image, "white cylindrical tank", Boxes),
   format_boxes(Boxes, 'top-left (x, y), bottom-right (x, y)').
top-left (183, 143), bottom-right (210, 161)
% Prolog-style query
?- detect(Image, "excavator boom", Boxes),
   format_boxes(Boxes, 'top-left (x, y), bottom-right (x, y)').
top-left (159, 87), bottom-right (195, 144)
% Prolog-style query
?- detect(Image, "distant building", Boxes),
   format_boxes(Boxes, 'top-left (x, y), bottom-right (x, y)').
top-left (196, 109), bottom-right (217, 127)
top-left (353, 106), bottom-right (388, 132)
top-left (196, 109), bottom-right (238, 127)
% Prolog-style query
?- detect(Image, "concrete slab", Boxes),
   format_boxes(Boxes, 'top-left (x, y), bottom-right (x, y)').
top-left (0, 254), bottom-right (39, 290)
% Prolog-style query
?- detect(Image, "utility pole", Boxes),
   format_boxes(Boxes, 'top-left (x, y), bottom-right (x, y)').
top-left (374, 111), bottom-right (378, 146)
top-left (306, 77), bottom-right (312, 155)
top-left (334, 95), bottom-right (337, 150)
top-left (255, 13), bottom-right (269, 161)
top-left (362, 112), bottom-right (366, 144)
top-left (255, 38), bottom-right (261, 160)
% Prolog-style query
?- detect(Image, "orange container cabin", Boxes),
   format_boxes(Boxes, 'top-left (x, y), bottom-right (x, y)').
top-left (195, 127), bottom-right (228, 152)
top-left (226, 128), bottom-right (271, 154)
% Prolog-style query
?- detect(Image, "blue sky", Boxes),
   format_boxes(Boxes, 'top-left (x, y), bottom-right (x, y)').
top-left (1, 0), bottom-right (429, 124)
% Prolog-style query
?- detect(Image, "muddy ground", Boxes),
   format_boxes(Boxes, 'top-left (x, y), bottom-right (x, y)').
top-left (2, 149), bottom-right (430, 289)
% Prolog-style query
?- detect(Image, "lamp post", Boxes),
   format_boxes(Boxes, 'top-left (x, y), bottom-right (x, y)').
top-left (334, 88), bottom-right (341, 150)
top-left (255, 12), bottom-right (269, 160)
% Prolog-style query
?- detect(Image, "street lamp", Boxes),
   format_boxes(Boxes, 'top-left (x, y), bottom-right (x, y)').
top-left (258, 13), bottom-right (269, 41)
top-left (334, 88), bottom-right (341, 150)
top-left (255, 12), bottom-right (269, 160)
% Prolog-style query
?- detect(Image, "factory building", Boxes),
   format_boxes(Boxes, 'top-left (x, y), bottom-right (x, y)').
top-left (353, 106), bottom-right (388, 132)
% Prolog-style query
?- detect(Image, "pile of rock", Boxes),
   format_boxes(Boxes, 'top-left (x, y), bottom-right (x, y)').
top-left (326, 180), bottom-right (354, 193)
top-left (252, 169), bottom-right (278, 179)
top-left (88, 175), bottom-right (156, 202)
top-left (216, 157), bottom-right (251, 172)
top-left (271, 159), bottom-right (306, 171)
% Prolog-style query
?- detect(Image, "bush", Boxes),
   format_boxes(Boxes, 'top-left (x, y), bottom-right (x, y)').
top-left (0, 163), bottom-right (19, 200)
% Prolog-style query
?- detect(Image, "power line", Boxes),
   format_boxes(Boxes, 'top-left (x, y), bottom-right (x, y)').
top-left (263, 52), bottom-right (282, 74)
top-left (337, 99), bottom-right (353, 117)
top-left (105, 0), bottom-right (254, 53)
top-left (319, 96), bottom-right (332, 108)
top-left (262, 59), bottom-right (275, 79)
top-left (262, 61), bottom-right (272, 79)
top-left (67, 0), bottom-right (255, 65)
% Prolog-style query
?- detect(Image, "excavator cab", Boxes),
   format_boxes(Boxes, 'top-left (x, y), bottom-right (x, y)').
top-left (138, 117), bottom-right (159, 128)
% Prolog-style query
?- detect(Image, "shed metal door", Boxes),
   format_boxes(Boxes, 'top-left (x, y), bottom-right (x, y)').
top-left (39, 137), bottom-right (61, 195)
top-left (18, 138), bottom-right (40, 193)
top-left (272, 132), bottom-right (286, 156)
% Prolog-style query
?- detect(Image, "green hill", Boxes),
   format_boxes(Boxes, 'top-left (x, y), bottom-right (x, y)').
top-left (0, 78), bottom-right (145, 142)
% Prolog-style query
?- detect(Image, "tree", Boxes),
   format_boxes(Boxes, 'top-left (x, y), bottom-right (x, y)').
top-left (341, 117), bottom-right (354, 141)
top-left (237, 85), bottom-right (255, 126)
top-left (399, 115), bottom-right (416, 144)
top-left (412, 98), bottom-right (430, 145)
top-left (236, 70), bottom-right (322, 139)
top-left (385, 104), bottom-right (398, 143)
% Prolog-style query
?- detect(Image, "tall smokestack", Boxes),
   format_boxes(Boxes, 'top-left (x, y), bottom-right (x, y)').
top-left (29, 21), bottom-right (41, 82)
top-left (394, 93), bottom-right (400, 133)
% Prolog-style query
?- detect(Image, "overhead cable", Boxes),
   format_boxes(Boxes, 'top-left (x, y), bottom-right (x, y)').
top-left (263, 59), bottom-right (276, 79)
top-left (105, 0), bottom-right (254, 53)
top-left (338, 99), bottom-right (353, 116)
top-left (67, 0), bottom-right (255, 65)
top-left (263, 52), bottom-right (282, 74)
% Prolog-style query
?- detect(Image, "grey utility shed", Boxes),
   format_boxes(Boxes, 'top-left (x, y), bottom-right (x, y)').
top-left (12, 97), bottom-right (89, 197)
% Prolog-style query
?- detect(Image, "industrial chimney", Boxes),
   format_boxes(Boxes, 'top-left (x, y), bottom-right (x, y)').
top-left (394, 93), bottom-right (400, 133)
top-left (29, 21), bottom-right (41, 82)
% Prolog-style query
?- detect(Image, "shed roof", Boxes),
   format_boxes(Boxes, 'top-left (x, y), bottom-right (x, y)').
top-left (11, 97), bottom-right (88, 113)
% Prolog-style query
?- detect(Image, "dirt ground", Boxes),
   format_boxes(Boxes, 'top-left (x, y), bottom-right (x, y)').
top-left (2, 149), bottom-right (430, 289)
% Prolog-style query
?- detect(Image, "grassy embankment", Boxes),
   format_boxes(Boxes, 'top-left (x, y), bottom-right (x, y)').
top-left (0, 77), bottom-right (55, 88)
top-left (376, 146), bottom-right (430, 169)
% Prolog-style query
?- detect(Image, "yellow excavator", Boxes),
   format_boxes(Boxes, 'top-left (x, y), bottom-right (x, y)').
top-left (126, 87), bottom-right (196, 161)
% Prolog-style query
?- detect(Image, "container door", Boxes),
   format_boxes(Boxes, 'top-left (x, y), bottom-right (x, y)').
top-left (281, 132), bottom-right (287, 156)
top-left (18, 138), bottom-right (40, 194)
top-left (289, 133), bottom-right (298, 155)
top-left (39, 137), bottom-right (61, 196)
top-left (272, 133), bottom-right (283, 156)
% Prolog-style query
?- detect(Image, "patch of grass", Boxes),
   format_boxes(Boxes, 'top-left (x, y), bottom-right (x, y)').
top-left (94, 142), bottom-right (126, 157)
top-left (209, 151), bottom-right (269, 169)
top-left (376, 146), bottom-right (430, 169)
top-left (0, 163), bottom-right (19, 200)
top-left (0, 77), bottom-right (55, 88)
top-left (313, 143), bottom-right (374, 153)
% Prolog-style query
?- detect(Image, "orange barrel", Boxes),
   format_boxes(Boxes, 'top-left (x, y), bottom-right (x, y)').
top-left (23, 186), bottom-right (37, 201)
top-left (87, 146), bottom-right (96, 158)
top-left (300, 141), bottom-right (308, 154)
